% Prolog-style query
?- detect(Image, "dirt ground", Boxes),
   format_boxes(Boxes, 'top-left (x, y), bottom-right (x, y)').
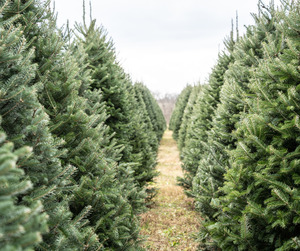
top-left (140, 130), bottom-right (200, 250)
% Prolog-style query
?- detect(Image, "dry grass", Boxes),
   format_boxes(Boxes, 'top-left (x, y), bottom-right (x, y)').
top-left (140, 130), bottom-right (200, 250)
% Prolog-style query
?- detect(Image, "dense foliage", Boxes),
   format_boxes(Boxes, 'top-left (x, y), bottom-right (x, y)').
top-left (169, 85), bottom-right (192, 139)
top-left (0, 0), bottom-right (165, 249)
top-left (171, 1), bottom-right (300, 250)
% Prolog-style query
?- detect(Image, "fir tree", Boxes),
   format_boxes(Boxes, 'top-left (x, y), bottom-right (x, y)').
top-left (177, 84), bottom-right (202, 152)
top-left (179, 37), bottom-right (234, 192)
top-left (76, 20), bottom-right (164, 190)
top-left (135, 83), bottom-right (166, 142)
top-left (195, 2), bottom-right (286, 249)
top-left (0, 130), bottom-right (48, 250)
top-left (134, 83), bottom-right (166, 146)
top-left (132, 82), bottom-right (163, 200)
top-left (209, 1), bottom-right (300, 249)
top-left (128, 83), bottom-right (159, 188)
top-left (25, 7), bottom-right (146, 248)
top-left (76, 21), bottom-right (138, 163)
top-left (1, 0), bottom-right (150, 248)
top-left (177, 86), bottom-right (206, 190)
top-left (133, 83), bottom-right (160, 154)
top-left (186, 33), bottom-right (235, 208)
top-left (0, 2), bottom-right (77, 249)
top-left (169, 85), bottom-right (192, 140)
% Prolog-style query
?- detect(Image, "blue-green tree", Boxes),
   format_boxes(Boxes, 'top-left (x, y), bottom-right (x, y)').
top-left (0, 130), bottom-right (48, 250)
top-left (214, 2), bottom-right (300, 249)
top-left (0, 2), bottom-right (77, 248)
top-left (169, 85), bottom-right (192, 140)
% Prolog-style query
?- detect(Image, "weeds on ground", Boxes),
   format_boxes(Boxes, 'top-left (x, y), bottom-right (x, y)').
top-left (140, 130), bottom-right (200, 250)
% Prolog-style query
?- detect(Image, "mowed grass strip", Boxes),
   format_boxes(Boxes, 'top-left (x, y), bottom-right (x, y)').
top-left (140, 130), bottom-right (200, 250)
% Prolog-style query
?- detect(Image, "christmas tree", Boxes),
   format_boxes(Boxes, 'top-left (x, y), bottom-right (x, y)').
top-left (0, 2), bottom-right (77, 248)
top-left (0, 130), bottom-right (47, 250)
top-left (134, 83), bottom-right (166, 143)
top-left (194, 2), bottom-right (288, 249)
top-left (76, 20), bottom-right (165, 191)
top-left (1, 0), bottom-right (165, 249)
top-left (213, 1), bottom-right (300, 249)
top-left (179, 35), bottom-right (234, 192)
top-left (177, 84), bottom-right (202, 152)
top-left (169, 85), bottom-right (192, 139)
top-left (24, 6), bottom-right (146, 248)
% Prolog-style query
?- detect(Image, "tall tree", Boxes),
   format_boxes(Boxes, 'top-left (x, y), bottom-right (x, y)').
top-left (169, 85), bottom-right (192, 140)
top-left (179, 34), bottom-right (235, 193)
top-left (196, 2), bottom-right (286, 249)
top-left (0, 130), bottom-right (47, 250)
top-left (131, 83), bottom-right (159, 186)
top-left (212, 1), bottom-right (300, 249)
top-left (2, 0), bottom-right (150, 248)
top-left (76, 20), bottom-right (164, 191)
top-left (177, 84), bottom-right (202, 152)
top-left (29, 9), bottom-right (146, 249)
top-left (0, 2), bottom-right (77, 248)
top-left (134, 83), bottom-right (166, 145)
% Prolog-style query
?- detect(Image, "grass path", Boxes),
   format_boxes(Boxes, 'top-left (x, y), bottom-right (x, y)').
top-left (140, 130), bottom-right (200, 250)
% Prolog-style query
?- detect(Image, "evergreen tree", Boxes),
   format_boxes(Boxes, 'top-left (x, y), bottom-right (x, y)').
top-left (0, 2), bottom-right (77, 248)
top-left (0, 130), bottom-right (48, 250)
top-left (133, 83), bottom-right (159, 154)
top-left (178, 86), bottom-right (206, 190)
top-left (76, 20), bottom-right (164, 190)
top-left (26, 8), bottom-right (146, 249)
top-left (76, 21), bottom-right (139, 164)
top-left (169, 85), bottom-right (192, 140)
top-left (177, 84), bottom-right (202, 152)
top-left (1, 0), bottom-right (152, 248)
top-left (179, 36), bottom-right (234, 192)
top-left (134, 83), bottom-right (166, 145)
top-left (208, 1), bottom-right (300, 249)
top-left (121, 79), bottom-right (159, 190)
top-left (176, 85), bottom-right (202, 189)
top-left (194, 2), bottom-right (286, 249)
top-left (132, 82), bottom-right (163, 200)
top-left (184, 32), bottom-right (235, 215)
top-left (130, 83), bottom-right (159, 187)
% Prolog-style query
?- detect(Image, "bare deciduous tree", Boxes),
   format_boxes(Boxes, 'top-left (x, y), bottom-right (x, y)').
top-left (153, 92), bottom-right (178, 125)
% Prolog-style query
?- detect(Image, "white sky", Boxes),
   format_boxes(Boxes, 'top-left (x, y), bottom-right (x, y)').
top-left (52, 0), bottom-right (281, 95)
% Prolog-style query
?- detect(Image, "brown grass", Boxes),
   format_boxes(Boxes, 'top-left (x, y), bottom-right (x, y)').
top-left (140, 130), bottom-right (200, 250)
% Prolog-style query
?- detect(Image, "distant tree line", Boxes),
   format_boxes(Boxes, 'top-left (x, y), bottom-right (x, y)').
top-left (0, 0), bottom-right (166, 250)
top-left (154, 92), bottom-right (178, 125)
top-left (170, 1), bottom-right (300, 250)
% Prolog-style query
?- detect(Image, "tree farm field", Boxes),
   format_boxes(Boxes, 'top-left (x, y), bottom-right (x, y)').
top-left (140, 130), bottom-right (200, 250)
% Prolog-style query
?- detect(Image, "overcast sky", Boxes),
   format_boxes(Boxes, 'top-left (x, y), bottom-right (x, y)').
top-left (52, 0), bottom-right (281, 95)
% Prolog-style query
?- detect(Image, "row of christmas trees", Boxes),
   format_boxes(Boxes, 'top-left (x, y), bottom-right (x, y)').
top-left (170, 0), bottom-right (300, 250)
top-left (0, 0), bottom-right (166, 250)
